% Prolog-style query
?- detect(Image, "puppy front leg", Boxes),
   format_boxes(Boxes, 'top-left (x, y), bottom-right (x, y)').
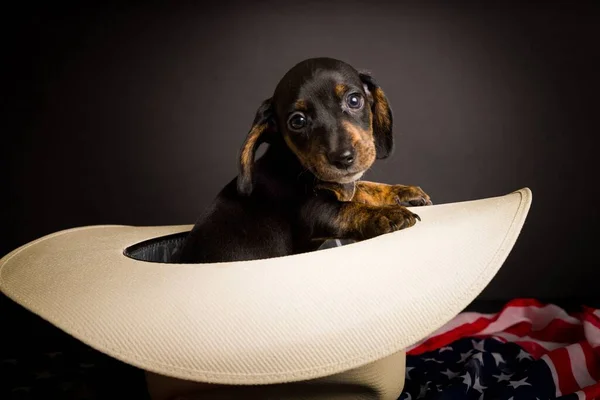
top-left (355, 181), bottom-right (432, 207)
top-left (302, 193), bottom-right (421, 242)
top-left (316, 181), bottom-right (432, 207)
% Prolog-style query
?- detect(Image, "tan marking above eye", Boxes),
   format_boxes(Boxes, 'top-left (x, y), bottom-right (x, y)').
top-left (295, 100), bottom-right (307, 111)
top-left (335, 84), bottom-right (347, 98)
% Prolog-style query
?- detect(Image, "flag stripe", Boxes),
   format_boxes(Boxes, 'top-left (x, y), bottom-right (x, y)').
top-left (582, 313), bottom-right (600, 331)
top-left (580, 340), bottom-right (600, 382)
top-left (567, 344), bottom-right (598, 390)
top-left (581, 316), bottom-right (600, 348)
top-left (478, 304), bottom-right (581, 336)
top-left (541, 353), bottom-right (562, 397)
top-left (548, 347), bottom-right (580, 395)
top-left (502, 318), bottom-right (583, 343)
top-left (491, 332), bottom-right (569, 352)
top-left (407, 316), bottom-right (493, 355)
top-left (409, 301), bottom-right (598, 353)
top-left (580, 382), bottom-right (600, 400)
top-left (407, 298), bottom-right (565, 353)
top-left (406, 314), bottom-right (494, 354)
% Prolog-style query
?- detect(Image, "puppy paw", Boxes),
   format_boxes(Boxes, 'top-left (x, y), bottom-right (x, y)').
top-left (392, 185), bottom-right (432, 207)
top-left (363, 205), bottom-right (421, 239)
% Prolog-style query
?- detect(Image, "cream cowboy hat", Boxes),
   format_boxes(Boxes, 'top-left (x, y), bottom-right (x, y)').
top-left (0, 187), bottom-right (532, 399)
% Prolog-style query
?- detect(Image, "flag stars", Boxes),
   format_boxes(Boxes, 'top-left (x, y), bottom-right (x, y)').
top-left (492, 372), bottom-right (514, 382)
top-left (516, 349), bottom-right (533, 361)
top-left (491, 352), bottom-right (505, 367)
top-left (471, 339), bottom-right (486, 352)
top-left (473, 376), bottom-right (487, 393)
top-left (508, 377), bottom-right (532, 389)
top-left (459, 349), bottom-right (474, 363)
top-left (401, 330), bottom-right (550, 399)
top-left (440, 368), bottom-right (460, 380)
top-left (461, 372), bottom-right (472, 391)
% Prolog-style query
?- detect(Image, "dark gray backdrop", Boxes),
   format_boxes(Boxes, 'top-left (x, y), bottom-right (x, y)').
top-left (3, 2), bottom-right (598, 303)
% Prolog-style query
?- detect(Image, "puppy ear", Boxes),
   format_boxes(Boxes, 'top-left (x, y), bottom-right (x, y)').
top-left (359, 72), bottom-right (394, 159)
top-left (237, 98), bottom-right (274, 196)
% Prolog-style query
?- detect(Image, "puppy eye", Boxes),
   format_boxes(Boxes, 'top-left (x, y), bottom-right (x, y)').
top-left (288, 112), bottom-right (307, 131)
top-left (346, 93), bottom-right (364, 109)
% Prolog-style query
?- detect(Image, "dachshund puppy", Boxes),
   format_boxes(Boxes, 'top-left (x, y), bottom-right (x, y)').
top-left (177, 57), bottom-right (432, 263)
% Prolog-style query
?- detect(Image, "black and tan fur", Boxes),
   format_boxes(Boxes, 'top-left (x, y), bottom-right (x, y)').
top-left (177, 58), bottom-right (432, 263)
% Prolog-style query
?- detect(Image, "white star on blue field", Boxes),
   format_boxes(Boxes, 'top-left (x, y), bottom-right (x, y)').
top-left (399, 337), bottom-right (555, 400)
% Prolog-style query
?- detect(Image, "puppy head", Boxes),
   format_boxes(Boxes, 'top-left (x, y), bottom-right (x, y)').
top-left (237, 57), bottom-right (394, 195)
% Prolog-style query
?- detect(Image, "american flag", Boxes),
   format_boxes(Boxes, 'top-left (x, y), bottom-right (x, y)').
top-left (399, 299), bottom-right (600, 400)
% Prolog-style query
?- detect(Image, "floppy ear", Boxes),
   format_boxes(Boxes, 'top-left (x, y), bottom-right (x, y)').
top-left (237, 98), bottom-right (274, 196)
top-left (359, 72), bottom-right (394, 159)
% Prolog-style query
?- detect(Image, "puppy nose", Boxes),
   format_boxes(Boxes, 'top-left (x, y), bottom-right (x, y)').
top-left (329, 149), bottom-right (355, 169)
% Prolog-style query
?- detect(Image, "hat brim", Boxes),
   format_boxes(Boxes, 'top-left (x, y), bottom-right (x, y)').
top-left (0, 188), bottom-right (532, 385)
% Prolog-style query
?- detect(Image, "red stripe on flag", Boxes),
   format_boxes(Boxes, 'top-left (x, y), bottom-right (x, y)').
top-left (407, 316), bottom-right (493, 355)
top-left (409, 301), bottom-right (586, 355)
top-left (580, 340), bottom-right (600, 382)
top-left (502, 321), bottom-right (532, 337)
top-left (549, 347), bottom-right (582, 395)
top-left (408, 299), bottom-right (559, 355)
top-left (581, 311), bottom-right (600, 347)
top-left (580, 382), bottom-right (600, 400)
top-left (530, 318), bottom-right (583, 343)
top-left (581, 309), bottom-right (600, 331)
top-left (502, 318), bottom-right (583, 343)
